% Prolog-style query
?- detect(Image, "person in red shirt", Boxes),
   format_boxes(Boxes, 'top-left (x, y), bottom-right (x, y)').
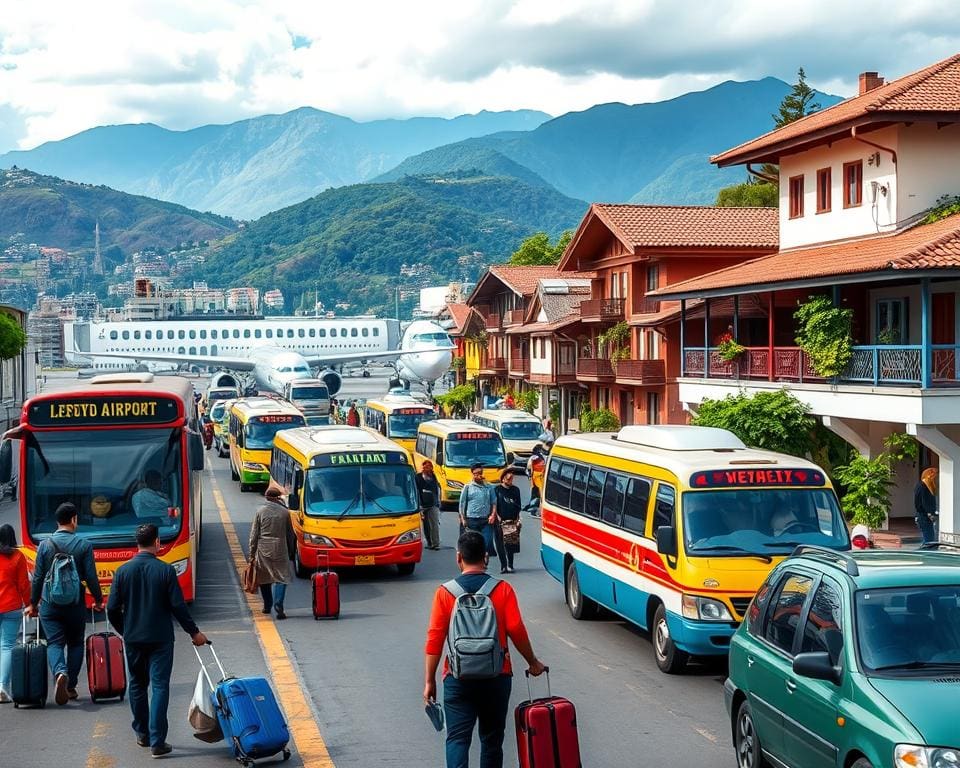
top-left (424, 530), bottom-right (545, 768)
top-left (0, 524), bottom-right (31, 703)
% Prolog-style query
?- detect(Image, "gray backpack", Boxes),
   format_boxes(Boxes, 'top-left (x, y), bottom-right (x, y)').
top-left (444, 578), bottom-right (505, 679)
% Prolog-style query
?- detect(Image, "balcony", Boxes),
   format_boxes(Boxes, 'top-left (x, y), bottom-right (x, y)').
top-left (614, 359), bottom-right (666, 385)
top-left (577, 357), bottom-right (615, 380)
top-left (529, 359), bottom-right (577, 385)
top-left (580, 298), bottom-right (625, 323)
top-left (479, 356), bottom-right (507, 375)
top-left (504, 309), bottom-right (526, 326)
top-left (509, 356), bottom-right (530, 376)
top-left (483, 312), bottom-right (503, 332)
top-left (635, 296), bottom-right (661, 314)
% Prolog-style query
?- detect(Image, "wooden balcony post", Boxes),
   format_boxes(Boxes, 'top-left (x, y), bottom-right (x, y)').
top-left (921, 278), bottom-right (932, 388)
top-left (733, 295), bottom-right (740, 339)
top-left (679, 299), bottom-right (686, 377)
top-left (767, 292), bottom-right (775, 382)
top-left (704, 298), bottom-right (711, 378)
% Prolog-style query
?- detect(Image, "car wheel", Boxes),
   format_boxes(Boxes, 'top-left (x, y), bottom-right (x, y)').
top-left (397, 563), bottom-right (415, 576)
top-left (294, 549), bottom-right (309, 579)
top-left (734, 700), bottom-right (764, 768)
top-left (851, 760), bottom-right (874, 768)
top-left (565, 561), bottom-right (598, 620)
top-left (653, 603), bottom-right (689, 674)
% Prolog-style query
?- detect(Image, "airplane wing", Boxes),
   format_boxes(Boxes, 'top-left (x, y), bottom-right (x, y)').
top-left (303, 347), bottom-right (449, 367)
top-left (75, 349), bottom-right (256, 371)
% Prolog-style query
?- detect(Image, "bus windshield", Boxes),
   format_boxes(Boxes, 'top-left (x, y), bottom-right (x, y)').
top-left (304, 466), bottom-right (418, 517)
top-left (445, 436), bottom-right (506, 468)
top-left (290, 386), bottom-right (329, 400)
top-left (245, 416), bottom-right (305, 450)
top-left (24, 428), bottom-right (184, 545)
top-left (500, 421), bottom-right (542, 440)
top-left (682, 488), bottom-right (849, 555)
top-left (388, 412), bottom-right (436, 438)
top-left (209, 403), bottom-right (226, 421)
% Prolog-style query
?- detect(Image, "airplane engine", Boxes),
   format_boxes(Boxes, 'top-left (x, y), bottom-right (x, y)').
top-left (210, 372), bottom-right (239, 390)
top-left (318, 368), bottom-right (342, 397)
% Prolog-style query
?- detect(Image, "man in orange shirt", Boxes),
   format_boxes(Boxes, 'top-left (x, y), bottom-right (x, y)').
top-left (423, 530), bottom-right (545, 768)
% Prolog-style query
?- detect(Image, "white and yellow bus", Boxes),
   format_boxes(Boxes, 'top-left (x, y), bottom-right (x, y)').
top-left (229, 398), bottom-right (305, 490)
top-left (362, 396), bottom-right (437, 454)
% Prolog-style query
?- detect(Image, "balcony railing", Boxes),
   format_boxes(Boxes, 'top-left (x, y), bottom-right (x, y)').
top-left (481, 356), bottom-right (507, 373)
top-left (580, 298), bottom-right (625, 323)
top-left (557, 360), bottom-right (577, 382)
top-left (509, 356), bottom-right (530, 375)
top-left (682, 344), bottom-right (960, 387)
top-left (614, 359), bottom-right (666, 384)
top-left (577, 357), bottom-right (615, 379)
top-left (505, 309), bottom-right (526, 326)
top-left (635, 297), bottom-right (661, 314)
top-left (484, 313), bottom-right (503, 332)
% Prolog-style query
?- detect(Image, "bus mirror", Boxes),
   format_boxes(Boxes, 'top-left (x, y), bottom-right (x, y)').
top-left (655, 526), bottom-right (677, 558)
top-left (188, 432), bottom-right (205, 471)
top-left (0, 440), bottom-right (11, 484)
top-left (287, 493), bottom-right (299, 511)
top-left (506, 452), bottom-right (515, 466)
top-left (293, 467), bottom-right (304, 493)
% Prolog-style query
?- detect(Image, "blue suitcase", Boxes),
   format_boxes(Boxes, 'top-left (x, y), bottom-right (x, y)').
top-left (196, 644), bottom-right (291, 766)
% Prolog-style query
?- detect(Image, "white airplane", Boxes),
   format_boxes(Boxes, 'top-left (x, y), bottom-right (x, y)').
top-left (64, 317), bottom-right (453, 396)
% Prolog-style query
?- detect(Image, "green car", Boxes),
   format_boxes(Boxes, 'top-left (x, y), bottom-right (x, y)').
top-left (725, 545), bottom-right (960, 768)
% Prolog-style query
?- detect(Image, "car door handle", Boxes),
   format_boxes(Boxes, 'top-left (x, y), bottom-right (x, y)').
top-left (746, 655), bottom-right (755, 667)
top-left (785, 679), bottom-right (797, 693)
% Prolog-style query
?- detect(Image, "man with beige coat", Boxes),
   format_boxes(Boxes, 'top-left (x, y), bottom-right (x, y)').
top-left (249, 488), bottom-right (297, 620)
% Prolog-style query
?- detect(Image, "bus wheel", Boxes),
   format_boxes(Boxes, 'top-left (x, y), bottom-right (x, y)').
top-left (653, 603), bottom-right (688, 674)
top-left (239, 483), bottom-right (250, 492)
top-left (231, 463), bottom-right (239, 481)
top-left (294, 549), bottom-right (310, 579)
top-left (397, 563), bottom-right (415, 576)
top-left (565, 561), bottom-right (598, 620)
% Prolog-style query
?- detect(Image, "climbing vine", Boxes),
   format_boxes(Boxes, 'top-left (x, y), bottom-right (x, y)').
top-left (794, 295), bottom-right (854, 378)
top-left (598, 321), bottom-right (631, 362)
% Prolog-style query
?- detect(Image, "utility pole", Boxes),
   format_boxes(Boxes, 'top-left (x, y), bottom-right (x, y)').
top-left (395, 284), bottom-right (400, 321)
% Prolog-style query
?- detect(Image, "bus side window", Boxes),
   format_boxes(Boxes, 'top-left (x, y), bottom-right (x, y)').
top-left (601, 472), bottom-right (627, 527)
top-left (545, 460), bottom-right (573, 508)
top-left (584, 468), bottom-right (604, 519)
top-left (623, 477), bottom-right (651, 535)
top-left (434, 438), bottom-right (443, 465)
top-left (569, 464), bottom-right (589, 515)
top-left (652, 484), bottom-right (676, 534)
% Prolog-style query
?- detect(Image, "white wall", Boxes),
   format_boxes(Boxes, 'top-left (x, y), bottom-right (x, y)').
top-left (531, 336), bottom-right (552, 375)
top-left (897, 123), bottom-right (960, 222)
top-left (779, 127), bottom-right (899, 249)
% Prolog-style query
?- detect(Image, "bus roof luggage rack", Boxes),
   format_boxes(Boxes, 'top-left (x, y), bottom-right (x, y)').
top-left (792, 545), bottom-right (860, 576)
top-left (614, 425), bottom-right (746, 451)
top-left (89, 373), bottom-right (155, 385)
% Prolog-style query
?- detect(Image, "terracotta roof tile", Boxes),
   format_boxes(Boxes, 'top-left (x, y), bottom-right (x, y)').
top-left (445, 302), bottom-right (473, 334)
top-left (487, 266), bottom-right (562, 296)
top-left (590, 204), bottom-right (779, 249)
top-left (713, 53), bottom-right (960, 165)
top-left (653, 214), bottom-right (960, 297)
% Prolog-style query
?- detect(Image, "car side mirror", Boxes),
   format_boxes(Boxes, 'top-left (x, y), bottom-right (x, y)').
top-left (287, 492), bottom-right (299, 511)
top-left (188, 432), bottom-right (205, 471)
top-left (506, 452), bottom-right (515, 465)
top-left (793, 652), bottom-right (841, 685)
top-left (655, 525), bottom-right (677, 557)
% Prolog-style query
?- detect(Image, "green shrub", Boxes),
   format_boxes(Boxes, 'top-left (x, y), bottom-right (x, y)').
top-left (579, 405), bottom-right (620, 432)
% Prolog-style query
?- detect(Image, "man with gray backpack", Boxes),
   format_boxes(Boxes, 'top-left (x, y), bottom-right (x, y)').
top-left (423, 530), bottom-right (545, 768)
top-left (26, 502), bottom-right (103, 705)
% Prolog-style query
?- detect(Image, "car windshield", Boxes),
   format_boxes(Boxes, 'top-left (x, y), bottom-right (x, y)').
top-left (445, 436), bottom-right (506, 468)
top-left (291, 387), bottom-right (329, 400)
top-left (388, 412), bottom-right (436, 438)
top-left (244, 416), bottom-right (305, 450)
top-left (856, 586), bottom-right (960, 673)
top-left (24, 428), bottom-right (184, 546)
top-left (500, 421), bottom-right (542, 440)
top-left (682, 488), bottom-right (848, 555)
top-left (304, 466), bottom-right (418, 517)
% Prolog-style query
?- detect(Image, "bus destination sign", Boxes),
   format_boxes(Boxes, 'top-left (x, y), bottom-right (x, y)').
top-left (253, 415), bottom-right (304, 424)
top-left (690, 468), bottom-right (826, 488)
top-left (311, 451), bottom-right (408, 468)
top-left (30, 396), bottom-right (180, 427)
top-left (452, 432), bottom-right (496, 440)
top-left (395, 407), bottom-right (431, 415)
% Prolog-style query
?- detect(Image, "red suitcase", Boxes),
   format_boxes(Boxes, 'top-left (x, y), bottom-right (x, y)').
top-left (312, 569), bottom-right (340, 620)
top-left (86, 613), bottom-right (126, 702)
top-left (515, 669), bottom-right (581, 768)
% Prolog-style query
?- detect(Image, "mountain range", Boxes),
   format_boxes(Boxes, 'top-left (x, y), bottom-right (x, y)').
top-left (1, 78), bottom-right (842, 221)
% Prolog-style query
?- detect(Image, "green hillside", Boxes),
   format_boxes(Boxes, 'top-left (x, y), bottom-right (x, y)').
top-left (200, 173), bottom-right (586, 313)
top-left (0, 167), bottom-right (236, 254)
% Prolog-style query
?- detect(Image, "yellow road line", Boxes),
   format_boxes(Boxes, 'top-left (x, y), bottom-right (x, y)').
top-left (208, 469), bottom-right (334, 768)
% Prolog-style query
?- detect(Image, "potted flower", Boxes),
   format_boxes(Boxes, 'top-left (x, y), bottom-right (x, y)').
top-left (717, 333), bottom-right (747, 362)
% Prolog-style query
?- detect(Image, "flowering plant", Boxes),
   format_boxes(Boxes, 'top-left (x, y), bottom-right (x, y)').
top-left (717, 334), bottom-right (746, 362)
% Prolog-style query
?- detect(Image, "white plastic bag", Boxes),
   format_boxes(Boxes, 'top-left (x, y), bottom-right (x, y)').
top-left (188, 670), bottom-right (223, 743)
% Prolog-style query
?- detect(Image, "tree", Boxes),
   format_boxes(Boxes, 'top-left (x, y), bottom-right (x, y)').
top-left (692, 390), bottom-right (816, 458)
top-left (508, 230), bottom-right (573, 266)
top-left (579, 404), bottom-right (620, 432)
top-left (0, 312), bottom-right (26, 360)
top-left (716, 177), bottom-right (778, 207)
top-left (773, 67), bottom-right (821, 128)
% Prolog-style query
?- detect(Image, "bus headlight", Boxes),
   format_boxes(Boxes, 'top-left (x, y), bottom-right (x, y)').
top-left (304, 533), bottom-right (334, 546)
top-left (396, 528), bottom-right (421, 544)
top-left (242, 462), bottom-right (267, 472)
top-left (896, 745), bottom-right (960, 768)
top-left (171, 558), bottom-right (189, 576)
top-left (446, 480), bottom-right (464, 489)
top-left (682, 594), bottom-right (734, 622)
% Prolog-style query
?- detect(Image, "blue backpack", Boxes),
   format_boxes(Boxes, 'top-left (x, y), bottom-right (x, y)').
top-left (44, 541), bottom-right (81, 606)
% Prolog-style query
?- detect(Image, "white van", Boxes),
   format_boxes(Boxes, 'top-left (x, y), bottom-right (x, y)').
top-left (471, 409), bottom-right (544, 470)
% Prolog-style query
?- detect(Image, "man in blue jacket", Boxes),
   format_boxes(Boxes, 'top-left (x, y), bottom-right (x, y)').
top-left (27, 502), bottom-right (103, 706)
top-left (107, 523), bottom-right (207, 758)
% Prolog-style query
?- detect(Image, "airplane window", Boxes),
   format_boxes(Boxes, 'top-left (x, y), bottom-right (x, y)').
top-left (278, 367), bottom-right (291, 373)
top-left (178, 347), bottom-right (186, 354)
top-left (287, 329), bottom-right (294, 338)
top-left (167, 330), bottom-right (174, 339)
top-left (341, 328), bottom-right (347, 337)
top-left (178, 330), bottom-right (185, 339)
top-left (362, 328), bottom-right (368, 337)
top-left (298, 329), bottom-right (305, 338)
top-left (134, 331), bottom-right (142, 340)
top-left (211, 330), bottom-right (218, 339)
top-left (351, 328), bottom-right (358, 337)
top-left (189, 347), bottom-right (196, 355)
top-left (244, 330), bottom-right (251, 338)
top-left (145, 331), bottom-right (152, 340)
top-left (200, 330), bottom-right (207, 339)
top-left (200, 346), bottom-right (207, 355)
top-left (330, 329), bottom-right (337, 338)
top-left (373, 328), bottom-right (380, 337)
top-left (110, 331), bottom-right (118, 340)
top-left (233, 330), bottom-right (239, 339)
top-left (309, 329), bottom-right (315, 338)
top-left (122, 331), bottom-right (130, 340)
top-left (294, 365), bottom-right (309, 373)
top-left (319, 329), bottom-right (326, 337)
top-left (189, 330), bottom-right (196, 339)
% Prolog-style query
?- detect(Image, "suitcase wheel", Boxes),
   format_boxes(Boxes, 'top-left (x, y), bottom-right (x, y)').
top-left (283, 749), bottom-right (291, 761)
top-left (13, 702), bottom-right (17, 709)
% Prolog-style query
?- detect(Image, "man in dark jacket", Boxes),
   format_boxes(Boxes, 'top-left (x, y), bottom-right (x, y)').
top-left (27, 502), bottom-right (103, 706)
top-left (107, 524), bottom-right (207, 758)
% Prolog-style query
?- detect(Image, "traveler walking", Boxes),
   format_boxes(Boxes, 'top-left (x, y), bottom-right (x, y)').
top-left (493, 472), bottom-right (522, 573)
top-left (26, 502), bottom-right (103, 706)
top-left (417, 461), bottom-right (442, 550)
top-left (537, 420), bottom-right (555, 447)
top-left (0, 524), bottom-right (30, 703)
top-left (249, 488), bottom-right (297, 620)
top-left (346, 402), bottom-right (360, 427)
top-left (914, 467), bottom-right (939, 545)
top-left (107, 524), bottom-right (208, 758)
top-left (423, 530), bottom-right (546, 768)
top-left (458, 463), bottom-right (497, 557)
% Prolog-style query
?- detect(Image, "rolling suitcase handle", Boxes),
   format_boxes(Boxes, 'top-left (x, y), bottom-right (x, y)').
top-left (524, 665), bottom-right (551, 700)
top-left (21, 613), bottom-right (41, 645)
top-left (193, 642), bottom-right (228, 693)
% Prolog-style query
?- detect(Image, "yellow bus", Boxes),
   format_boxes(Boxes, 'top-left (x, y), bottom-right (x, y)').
top-left (210, 398), bottom-right (236, 458)
top-left (362, 396), bottom-right (437, 453)
top-left (270, 426), bottom-right (422, 576)
top-left (412, 420), bottom-right (507, 506)
top-left (229, 398), bottom-right (305, 491)
top-left (541, 425), bottom-right (849, 673)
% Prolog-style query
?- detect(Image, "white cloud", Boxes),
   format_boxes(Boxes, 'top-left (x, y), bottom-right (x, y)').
top-left (0, 0), bottom-right (959, 151)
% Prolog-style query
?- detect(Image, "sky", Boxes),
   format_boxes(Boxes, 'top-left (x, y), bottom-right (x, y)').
top-left (1, 0), bottom-right (960, 153)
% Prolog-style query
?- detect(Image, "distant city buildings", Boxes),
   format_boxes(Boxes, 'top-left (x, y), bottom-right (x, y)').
top-left (263, 289), bottom-right (284, 310)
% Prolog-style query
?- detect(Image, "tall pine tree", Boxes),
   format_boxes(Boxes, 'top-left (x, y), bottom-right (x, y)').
top-left (772, 67), bottom-right (821, 127)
